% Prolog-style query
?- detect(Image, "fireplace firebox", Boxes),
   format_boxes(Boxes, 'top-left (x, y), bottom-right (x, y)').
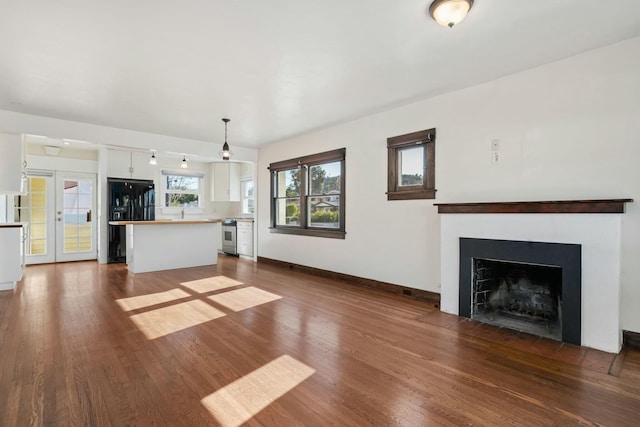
top-left (459, 238), bottom-right (581, 345)
top-left (473, 259), bottom-right (562, 340)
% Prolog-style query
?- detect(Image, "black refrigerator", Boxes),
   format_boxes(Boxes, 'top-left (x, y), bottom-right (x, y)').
top-left (108, 178), bottom-right (155, 263)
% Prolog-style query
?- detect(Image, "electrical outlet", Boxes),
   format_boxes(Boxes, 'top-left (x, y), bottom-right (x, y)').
top-left (491, 151), bottom-right (500, 164)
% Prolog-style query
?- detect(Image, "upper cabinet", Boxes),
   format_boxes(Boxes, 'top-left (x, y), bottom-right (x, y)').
top-left (210, 162), bottom-right (240, 202)
top-left (107, 150), bottom-right (155, 180)
top-left (0, 133), bottom-right (24, 194)
top-left (240, 162), bottom-right (253, 180)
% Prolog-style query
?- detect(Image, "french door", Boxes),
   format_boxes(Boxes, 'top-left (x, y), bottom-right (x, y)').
top-left (16, 171), bottom-right (97, 264)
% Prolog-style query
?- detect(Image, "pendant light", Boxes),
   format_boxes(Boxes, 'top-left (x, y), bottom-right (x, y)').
top-left (149, 151), bottom-right (157, 165)
top-left (181, 155), bottom-right (188, 168)
top-left (429, 0), bottom-right (473, 28)
top-left (220, 118), bottom-right (232, 161)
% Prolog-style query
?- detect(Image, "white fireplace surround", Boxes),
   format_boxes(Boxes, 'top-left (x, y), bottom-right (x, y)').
top-left (440, 213), bottom-right (622, 353)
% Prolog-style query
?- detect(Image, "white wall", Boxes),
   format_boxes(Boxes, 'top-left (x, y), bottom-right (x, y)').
top-left (258, 36), bottom-right (640, 333)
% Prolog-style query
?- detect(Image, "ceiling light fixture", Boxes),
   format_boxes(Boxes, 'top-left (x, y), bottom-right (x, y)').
top-left (429, 0), bottom-right (473, 28)
top-left (220, 118), bottom-right (233, 161)
top-left (181, 155), bottom-right (188, 168)
top-left (149, 151), bottom-right (157, 165)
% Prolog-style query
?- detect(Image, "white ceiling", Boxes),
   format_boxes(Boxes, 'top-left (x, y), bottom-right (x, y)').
top-left (1, 0), bottom-right (640, 149)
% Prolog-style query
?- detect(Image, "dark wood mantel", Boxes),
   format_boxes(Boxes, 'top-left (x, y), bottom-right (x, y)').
top-left (434, 199), bottom-right (633, 214)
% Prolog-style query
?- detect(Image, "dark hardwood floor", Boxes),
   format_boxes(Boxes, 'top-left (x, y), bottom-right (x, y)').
top-left (1, 256), bottom-right (639, 426)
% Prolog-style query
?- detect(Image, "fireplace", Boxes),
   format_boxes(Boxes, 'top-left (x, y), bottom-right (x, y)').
top-left (472, 258), bottom-right (562, 340)
top-left (437, 199), bottom-right (630, 353)
top-left (459, 238), bottom-right (581, 345)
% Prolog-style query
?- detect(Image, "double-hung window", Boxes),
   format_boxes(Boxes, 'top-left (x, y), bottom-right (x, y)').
top-left (241, 179), bottom-right (255, 214)
top-left (270, 148), bottom-right (345, 239)
top-left (162, 170), bottom-right (204, 208)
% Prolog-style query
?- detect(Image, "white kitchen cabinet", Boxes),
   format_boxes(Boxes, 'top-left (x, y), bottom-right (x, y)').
top-left (210, 162), bottom-right (240, 201)
top-left (0, 225), bottom-right (24, 291)
top-left (237, 220), bottom-right (253, 257)
top-left (107, 150), bottom-right (156, 180)
top-left (239, 162), bottom-right (253, 180)
top-left (0, 133), bottom-right (24, 194)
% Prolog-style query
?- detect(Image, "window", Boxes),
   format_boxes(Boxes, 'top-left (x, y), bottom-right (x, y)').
top-left (162, 170), bottom-right (204, 208)
top-left (241, 179), bottom-right (255, 214)
top-left (387, 128), bottom-right (436, 200)
top-left (270, 148), bottom-right (345, 239)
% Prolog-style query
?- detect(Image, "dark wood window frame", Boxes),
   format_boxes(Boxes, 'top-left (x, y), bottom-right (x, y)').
top-left (387, 128), bottom-right (436, 200)
top-left (269, 148), bottom-right (346, 239)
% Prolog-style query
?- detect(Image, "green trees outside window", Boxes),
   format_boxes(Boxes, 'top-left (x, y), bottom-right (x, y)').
top-left (270, 148), bottom-right (345, 239)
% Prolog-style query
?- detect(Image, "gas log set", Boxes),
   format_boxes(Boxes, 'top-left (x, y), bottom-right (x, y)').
top-left (473, 259), bottom-right (562, 339)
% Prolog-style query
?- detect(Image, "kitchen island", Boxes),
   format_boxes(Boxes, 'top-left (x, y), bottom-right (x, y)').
top-left (108, 220), bottom-right (222, 273)
top-left (0, 223), bottom-right (24, 291)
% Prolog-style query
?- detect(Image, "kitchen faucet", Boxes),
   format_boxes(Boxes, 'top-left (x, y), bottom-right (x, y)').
top-left (181, 208), bottom-right (185, 219)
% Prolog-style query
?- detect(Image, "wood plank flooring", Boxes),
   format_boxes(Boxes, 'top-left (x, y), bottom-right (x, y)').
top-left (1, 256), bottom-right (639, 426)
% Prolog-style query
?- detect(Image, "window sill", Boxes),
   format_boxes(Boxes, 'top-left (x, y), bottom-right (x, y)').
top-left (269, 227), bottom-right (346, 239)
top-left (387, 189), bottom-right (436, 201)
top-left (161, 207), bottom-right (204, 214)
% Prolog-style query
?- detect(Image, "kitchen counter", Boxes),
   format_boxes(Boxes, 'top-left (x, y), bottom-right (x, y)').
top-left (109, 219), bottom-right (222, 225)
top-left (116, 220), bottom-right (220, 273)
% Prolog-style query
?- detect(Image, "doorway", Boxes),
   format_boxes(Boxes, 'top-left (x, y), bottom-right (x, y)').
top-left (15, 171), bottom-right (97, 264)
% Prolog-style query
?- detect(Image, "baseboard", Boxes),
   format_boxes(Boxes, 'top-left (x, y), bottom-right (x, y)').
top-left (623, 330), bottom-right (640, 350)
top-left (257, 256), bottom-right (440, 306)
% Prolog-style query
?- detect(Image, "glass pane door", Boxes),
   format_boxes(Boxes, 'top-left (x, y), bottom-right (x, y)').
top-left (56, 173), bottom-right (97, 262)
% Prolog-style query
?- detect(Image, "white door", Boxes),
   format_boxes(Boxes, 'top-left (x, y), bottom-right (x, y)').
top-left (17, 171), bottom-right (97, 264)
top-left (55, 172), bottom-right (97, 262)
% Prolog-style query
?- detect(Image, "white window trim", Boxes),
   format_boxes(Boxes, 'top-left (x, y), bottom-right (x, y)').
top-left (161, 169), bottom-right (205, 214)
top-left (241, 178), bottom-right (254, 215)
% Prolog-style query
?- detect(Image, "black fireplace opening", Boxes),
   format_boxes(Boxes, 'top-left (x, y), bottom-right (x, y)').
top-left (459, 238), bottom-right (581, 345)
top-left (473, 259), bottom-right (563, 340)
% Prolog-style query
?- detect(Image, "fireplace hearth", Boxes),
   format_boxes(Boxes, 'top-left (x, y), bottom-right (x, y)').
top-left (459, 238), bottom-right (581, 345)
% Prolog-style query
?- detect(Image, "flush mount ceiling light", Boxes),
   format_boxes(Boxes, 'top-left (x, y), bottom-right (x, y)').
top-left (219, 118), bottom-right (233, 161)
top-left (149, 151), bottom-right (157, 165)
top-left (429, 0), bottom-right (474, 28)
top-left (181, 155), bottom-right (188, 169)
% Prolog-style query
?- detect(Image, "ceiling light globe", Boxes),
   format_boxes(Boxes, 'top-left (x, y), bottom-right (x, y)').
top-left (429, 0), bottom-right (473, 28)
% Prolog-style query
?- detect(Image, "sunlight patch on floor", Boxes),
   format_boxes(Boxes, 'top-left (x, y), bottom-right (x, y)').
top-left (129, 300), bottom-right (226, 339)
top-left (201, 355), bottom-right (315, 427)
top-left (181, 276), bottom-right (244, 293)
top-left (208, 286), bottom-right (282, 312)
top-left (116, 288), bottom-right (191, 311)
